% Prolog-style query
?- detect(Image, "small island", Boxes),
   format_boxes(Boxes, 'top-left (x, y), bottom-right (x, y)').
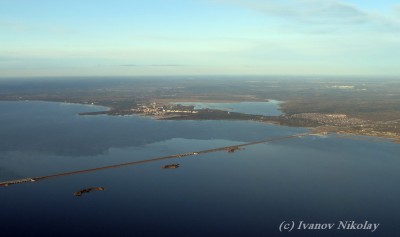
top-left (74, 187), bottom-right (106, 197)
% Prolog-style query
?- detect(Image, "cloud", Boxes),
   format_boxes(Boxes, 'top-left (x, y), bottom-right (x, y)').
top-left (0, 20), bottom-right (75, 35)
top-left (214, 0), bottom-right (400, 33)
top-left (0, 21), bottom-right (32, 32)
top-left (394, 4), bottom-right (400, 17)
top-left (216, 0), bottom-right (366, 22)
top-left (120, 64), bottom-right (185, 67)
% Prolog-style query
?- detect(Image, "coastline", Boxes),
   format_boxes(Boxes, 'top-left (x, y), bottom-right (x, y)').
top-left (78, 100), bottom-right (400, 144)
top-left (1, 99), bottom-right (399, 144)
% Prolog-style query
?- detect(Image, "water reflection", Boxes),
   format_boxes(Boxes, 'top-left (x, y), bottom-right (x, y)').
top-left (2, 101), bottom-right (400, 237)
top-left (0, 101), bottom-right (301, 157)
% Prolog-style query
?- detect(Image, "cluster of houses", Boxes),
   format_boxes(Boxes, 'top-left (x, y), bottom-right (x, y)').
top-left (133, 102), bottom-right (198, 115)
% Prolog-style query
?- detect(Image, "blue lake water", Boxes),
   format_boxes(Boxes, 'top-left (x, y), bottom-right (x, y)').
top-left (175, 100), bottom-right (283, 116)
top-left (1, 101), bottom-right (400, 237)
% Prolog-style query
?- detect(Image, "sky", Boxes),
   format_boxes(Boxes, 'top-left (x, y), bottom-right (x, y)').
top-left (1, 0), bottom-right (400, 77)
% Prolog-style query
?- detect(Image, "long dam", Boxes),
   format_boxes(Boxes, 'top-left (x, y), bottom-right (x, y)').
top-left (0, 133), bottom-right (308, 187)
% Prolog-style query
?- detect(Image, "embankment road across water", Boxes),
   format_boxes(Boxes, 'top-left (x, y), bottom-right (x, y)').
top-left (0, 133), bottom-right (308, 187)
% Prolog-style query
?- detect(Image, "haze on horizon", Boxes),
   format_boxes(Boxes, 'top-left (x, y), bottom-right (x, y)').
top-left (1, 0), bottom-right (400, 77)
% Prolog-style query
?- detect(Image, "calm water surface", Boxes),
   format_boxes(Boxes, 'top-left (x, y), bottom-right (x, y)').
top-left (1, 101), bottom-right (400, 237)
top-left (175, 100), bottom-right (283, 116)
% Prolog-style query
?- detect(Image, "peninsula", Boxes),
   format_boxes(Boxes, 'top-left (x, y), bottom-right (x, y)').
top-left (1, 76), bottom-right (399, 143)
